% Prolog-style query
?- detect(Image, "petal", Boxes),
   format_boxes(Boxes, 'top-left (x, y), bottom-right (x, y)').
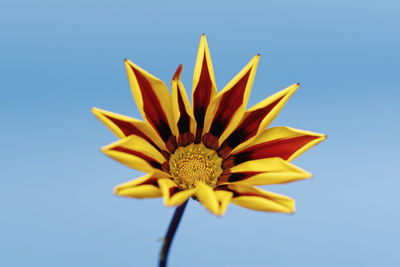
top-left (125, 59), bottom-right (177, 152)
top-left (171, 65), bottom-right (197, 146)
top-left (219, 157), bottom-right (311, 186)
top-left (194, 182), bottom-right (220, 215)
top-left (102, 134), bottom-right (170, 175)
top-left (192, 35), bottom-right (218, 143)
top-left (217, 83), bottom-right (299, 158)
top-left (227, 184), bottom-right (295, 213)
top-left (114, 173), bottom-right (162, 198)
top-left (158, 178), bottom-right (196, 206)
top-left (92, 107), bottom-right (167, 151)
top-left (202, 55), bottom-right (260, 150)
top-left (223, 127), bottom-right (326, 168)
top-left (214, 190), bottom-right (233, 216)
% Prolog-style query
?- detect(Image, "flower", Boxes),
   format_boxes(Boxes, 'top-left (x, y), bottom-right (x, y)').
top-left (92, 35), bottom-right (325, 216)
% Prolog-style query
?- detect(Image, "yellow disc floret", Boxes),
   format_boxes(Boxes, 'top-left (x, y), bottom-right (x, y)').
top-left (169, 144), bottom-right (223, 189)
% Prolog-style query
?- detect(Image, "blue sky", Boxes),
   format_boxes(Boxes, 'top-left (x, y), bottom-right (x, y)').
top-left (1, 0), bottom-right (399, 266)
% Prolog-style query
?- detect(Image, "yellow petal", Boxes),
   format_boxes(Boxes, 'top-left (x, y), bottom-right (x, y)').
top-left (214, 190), bottom-right (233, 216)
top-left (125, 60), bottom-right (178, 151)
top-left (114, 174), bottom-right (162, 198)
top-left (158, 178), bottom-right (196, 206)
top-left (228, 184), bottom-right (295, 213)
top-left (192, 34), bottom-right (218, 142)
top-left (192, 34), bottom-right (217, 95)
top-left (91, 107), bottom-right (167, 151)
top-left (171, 65), bottom-right (197, 146)
top-left (225, 157), bottom-right (311, 186)
top-left (202, 55), bottom-right (259, 149)
top-left (102, 135), bottom-right (168, 174)
top-left (233, 126), bottom-right (327, 162)
top-left (195, 182), bottom-right (220, 215)
top-left (223, 83), bottom-right (299, 154)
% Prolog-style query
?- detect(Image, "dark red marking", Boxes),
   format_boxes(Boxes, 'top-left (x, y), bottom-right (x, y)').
top-left (231, 135), bottom-right (320, 165)
top-left (214, 185), bottom-right (272, 199)
top-left (218, 171), bottom-right (262, 184)
top-left (176, 83), bottom-right (192, 141)
top-left (217, 169), bottom-right (231, 184)
top-left (217, 144), bottom-right (232, 159)
top-left (104, 115), bottom-right (161, 151)
top-left (193, 55), bottom-right (213, 143)
top-left (202, 133), bottom-right (219, 150)
top-left (218, 96), bottom-right (284, 154)
top-left (111, 146), bottom-right (163, 170)
top-left (137, 177), bottom-right (159, 187)
top-left (194, 129), bottom-right (203, 144)
top-left (209, 70), bottom-right (251, 138)
top-left (173, 64), bottom-right (183, 80)
top-left (165, 136), bottom-right (178, 153)
top-left (178, 132), bottom-right (194, 147)
top-left (222, 155), bottom-right (235, 169)
top-left (222, 171), bottom-right (262, 184)
top-left (162, 162), bottom-right (170, 172)
top-left (161, 150), bottom-right (170, 160)
top-left (129, 64), bottom-right (174, 143)
top-left (169, 187), bottom-right (180, 198)
top-left (231, 190), bottom-right (273, 199)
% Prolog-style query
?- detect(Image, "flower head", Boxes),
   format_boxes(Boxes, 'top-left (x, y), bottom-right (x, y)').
top-left (93, 35), bottom-right (325, 216)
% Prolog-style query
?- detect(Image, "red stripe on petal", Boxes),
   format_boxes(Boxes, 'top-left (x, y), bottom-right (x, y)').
top-left (111, 146), bottom-right (163, 170)
top-left (177, 85), bottom-right (191, 134)
top-left (193, 55), bottom-right (213, 143)
top-left (176, 85), bottom-right (194, 146)
top-left (232, 135), bottom-right (320, 165)
top-left (129, 65), bottom-right (173, 143)
top-left (209, 70), bottom-right (251, 139)
top-left (231, 190), bottom-right (273, 199)
top-left (138, 177), bottom-right (160, 187)
top-left (202, 133), bottom-right (219, 150)
top-left (104, 115), bottom-right (161, 151)
top-left (178, 132), bottom-right (194, 147)
top-left (218, 96), bottom-right (284, 156)
top-left (214, 185), bottom-right (256, 198)
top-left (169, 186), bottom-right (180, 198)
top-left (218, 171), bottom-right (262, 184)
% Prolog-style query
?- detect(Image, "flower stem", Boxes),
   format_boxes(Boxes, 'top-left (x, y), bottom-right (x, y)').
top-left (159, 200), bottom-right (188, 267)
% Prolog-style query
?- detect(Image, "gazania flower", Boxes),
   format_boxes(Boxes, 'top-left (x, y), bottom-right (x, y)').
top-left (92, 35), bottom-right (325, 216)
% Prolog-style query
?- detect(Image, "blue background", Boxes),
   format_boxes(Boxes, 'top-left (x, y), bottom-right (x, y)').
top-left (1, 0), bottom-right (399, 266)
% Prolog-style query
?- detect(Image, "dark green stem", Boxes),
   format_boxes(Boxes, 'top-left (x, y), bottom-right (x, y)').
top-left (159, 200), bottom-right (188, 267)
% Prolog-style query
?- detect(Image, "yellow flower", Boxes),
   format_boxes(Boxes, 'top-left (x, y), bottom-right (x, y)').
top-left (92, 35), bottom-right (325, 216)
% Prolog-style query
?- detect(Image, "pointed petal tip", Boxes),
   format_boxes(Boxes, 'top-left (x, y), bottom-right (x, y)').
top-left (199, 34), bottom-right (209, 46)
top-left (284, 83), bottom-right (300, 93)
top-left (313, 132), bottom-right (328, 140)
top-left (91, 106), bottom-right (99, 114)
top-left (173, 64), bottom-right (184, 80)
top-left (124, 59), bottom-right (135, 68)
top-left (91, 107), bottom-right (104, 120)
top-left (251, 54), bottom-right (260, 64)
top-left (113, 185), bottom-right (120, 195)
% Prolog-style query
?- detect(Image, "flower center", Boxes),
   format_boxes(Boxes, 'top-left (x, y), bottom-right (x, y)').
top-left (169, 144), bottom-right (223, 189)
